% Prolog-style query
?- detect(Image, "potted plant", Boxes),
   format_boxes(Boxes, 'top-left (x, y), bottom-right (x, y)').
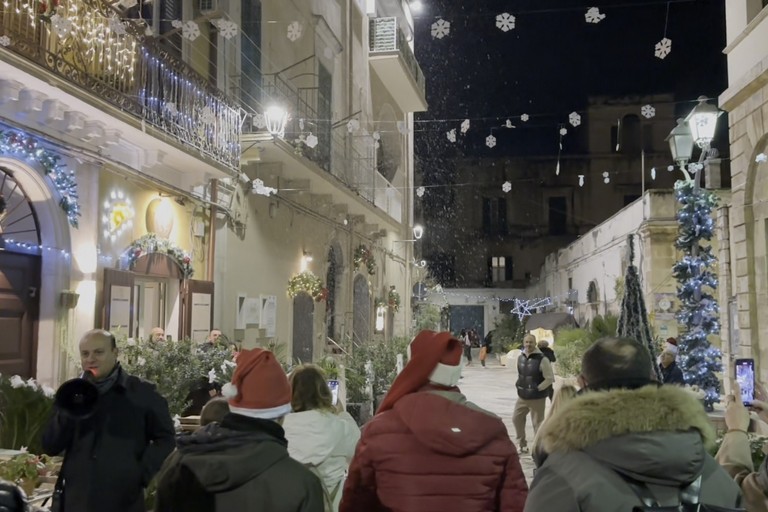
top-left (0, 453), bottom-right (54, 496)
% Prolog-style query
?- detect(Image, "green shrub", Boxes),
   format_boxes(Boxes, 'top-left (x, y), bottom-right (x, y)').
top-left (0, 375), bottom-right (54, 454)
top-left (554, 314), bottom-right (618, 377)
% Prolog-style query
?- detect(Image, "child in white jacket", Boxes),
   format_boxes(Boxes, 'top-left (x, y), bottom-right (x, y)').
top-left (283, 364), bottom-right (361, 512)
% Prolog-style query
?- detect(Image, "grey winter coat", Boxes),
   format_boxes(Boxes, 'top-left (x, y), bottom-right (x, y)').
top-left (525, 384), bottom-right (742, 511)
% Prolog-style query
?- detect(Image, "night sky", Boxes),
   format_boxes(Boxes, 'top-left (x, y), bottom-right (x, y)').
top-left (413, 0), bottom-right (727, 157)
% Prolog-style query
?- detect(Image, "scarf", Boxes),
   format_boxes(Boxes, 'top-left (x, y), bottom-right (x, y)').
top-left (84, 363), bottom-right (122, 395)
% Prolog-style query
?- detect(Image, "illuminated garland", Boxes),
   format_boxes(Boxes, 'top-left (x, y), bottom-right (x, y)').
top-left (0, 129), bottom-right (81, 227)
top-left (387, 287), bottom-right (401, 312)
top-left (353, 244), bottom-right (376, 275)
top-left (125, 233), bottom-right (193, 278)
top-left (287, 271), bottom-right (326, 302)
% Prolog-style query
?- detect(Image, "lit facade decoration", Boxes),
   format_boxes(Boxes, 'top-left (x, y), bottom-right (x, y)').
top-left (102, 189), bottom-right (134, 242)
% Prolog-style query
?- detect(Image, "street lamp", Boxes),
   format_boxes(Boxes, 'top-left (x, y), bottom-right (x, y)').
top-left (666, 118), bottom-right (694, 168)
top-left (264, 105), bottom-right (289, 138)
top-left (685, 95), bottom-right (722, 149)
top-left (412, 224), bottom-right (424, 240)
top-left (666, 96), bottom-right (721, 184)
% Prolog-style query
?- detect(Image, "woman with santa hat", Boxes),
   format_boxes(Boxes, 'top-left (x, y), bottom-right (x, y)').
top-left (659, 337), bottom-right (685, 385)
top-left (339, 330), bottom-right (528, 512)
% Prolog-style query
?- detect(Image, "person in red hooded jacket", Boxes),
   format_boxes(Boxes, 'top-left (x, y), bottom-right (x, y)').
top-left (339, 330), bottom-right (528, 512)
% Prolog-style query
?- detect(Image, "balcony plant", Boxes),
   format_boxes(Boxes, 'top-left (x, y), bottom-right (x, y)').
top-left (0, 374), bottom-right (55, 454)
top-left (353, 245), bottom-right (377, 275)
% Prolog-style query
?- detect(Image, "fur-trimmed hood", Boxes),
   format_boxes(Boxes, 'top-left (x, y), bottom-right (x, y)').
top-left (538, 384), bottom-right (716, 485)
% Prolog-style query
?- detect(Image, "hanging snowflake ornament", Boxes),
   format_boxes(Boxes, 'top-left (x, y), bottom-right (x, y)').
top-left (218, 20), bottom-right (238, 40)
top-left (654, 37), bottom-right (672, 59)
top-left (585, 7), bottom-right (606, 24)
top-left (0, 35), bottom-right (10, 47)
top-left (164, 102), bottom-right (177, 116)
top-left (560, 127), bottom-right (568, 136)
top-left (578, 175), bottom-right (585, 187)
top-left (305, 133), bottom-right (318, 149)
top-left (50, 14), bottom-right (74, 37)
top-left (603, 171), bottom-right (610, 184)
top-left (287, 21), bottom-right (303, 42)
top-left (569, 112), bottom-right (581, 127)
top-left (651, 167), bottom-right (657, 180)
top-left (520, 113), bottom-right (529, 122)
top-left (495, 13), bottom-right (515, 32)
top-left (502, 181), bottom-right (512, 193)
top-left (446, 129), bottom-right (457, 143)
top-left (755, 153), bottom-right (767, 163)
top-left (641, 104), bottom-right (656, 119)
top-left (171, 20), bottom-right (183, 28)
top-left (486, 134), bottom-right (497, 148)
top-left (416, 186), bottom-right (425, 198)
top-left (108, 16), bottom-right (127, 36)
top-left (182, 20), bottom-right (200, 41)
top-left (346, 119), bottom-right (359, 133)
top-left (200, 106), bottom-right (216, 125)
top-left (460, 119), bottom-right (470, 134)
top-left (431, 19), bottom-right (450, 39)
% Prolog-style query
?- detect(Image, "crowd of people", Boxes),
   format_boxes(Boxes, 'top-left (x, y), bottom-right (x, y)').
top-left (4, 328), bottom-right (767, 511)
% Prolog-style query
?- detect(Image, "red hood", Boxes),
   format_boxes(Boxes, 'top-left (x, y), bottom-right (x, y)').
top-left (392, 391), bottom-right (509, 457)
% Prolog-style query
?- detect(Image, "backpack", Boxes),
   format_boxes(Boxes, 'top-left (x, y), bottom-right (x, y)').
top-left (618, 473), bottom-right (745, 512)
top-left (305, 464), bottom-right (342, 512)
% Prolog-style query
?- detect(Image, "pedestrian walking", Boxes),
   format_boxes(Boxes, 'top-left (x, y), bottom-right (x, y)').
top-left (461, 328), bottom-right (472, 366)
top-left (513, 334), bottom-right (554, 453)
top-left (480, 330), bottom-right (494, 368)
top-left (525, 336), bottom-right (743, 511)
top-left (340, 330), bottom-right (527, 512)
top-left (283, 364), bottom-right (361, 512)
top-left (42, 329), bottom-right (175, 512)
top-left (155, 348), bottom-right (324, 512)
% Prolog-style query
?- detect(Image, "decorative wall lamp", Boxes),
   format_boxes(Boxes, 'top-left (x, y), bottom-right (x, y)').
top-left (265, 105), bottom-right (289, 139)
top-left (300, 251), bottom-right (313, 272)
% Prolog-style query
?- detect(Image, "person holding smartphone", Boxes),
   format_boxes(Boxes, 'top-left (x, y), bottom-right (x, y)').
top-left (717, 378), bottom-right (768, 512)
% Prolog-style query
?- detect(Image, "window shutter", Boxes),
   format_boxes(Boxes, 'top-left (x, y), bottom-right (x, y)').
top-left (505, 255), bottom-right (514, 281)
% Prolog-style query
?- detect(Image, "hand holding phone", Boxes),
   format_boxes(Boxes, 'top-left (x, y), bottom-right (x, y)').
top-left (327, 380), bottom-right (340, 406)
top-left (735, 358), bottom-right (756, 406)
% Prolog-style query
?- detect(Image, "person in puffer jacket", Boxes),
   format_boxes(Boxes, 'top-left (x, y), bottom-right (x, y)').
top-left (339, 330), bottom-right (528, 512)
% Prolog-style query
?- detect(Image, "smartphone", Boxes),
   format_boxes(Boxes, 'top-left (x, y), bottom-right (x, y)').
top-left (735, 358), bottom-right (756, 406)
top-left (327, 380), bottom-right (340, 406)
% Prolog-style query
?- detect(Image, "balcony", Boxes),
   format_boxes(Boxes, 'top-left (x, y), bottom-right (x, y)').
top-left (0, 0), bottom-right (241, 171)
top-left (369, 17), bottom-right (427, 112)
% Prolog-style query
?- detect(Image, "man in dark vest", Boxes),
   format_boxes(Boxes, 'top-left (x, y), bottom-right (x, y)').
top-left (513, 334), bottom-right (554, 454)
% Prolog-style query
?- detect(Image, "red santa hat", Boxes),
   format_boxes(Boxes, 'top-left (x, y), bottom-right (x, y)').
top-left (664, 337), bottom-right (679, 355)
top-left (377, 330), bottom-right (463, 414)
top-left (221, 348), bottom-right (292, 419)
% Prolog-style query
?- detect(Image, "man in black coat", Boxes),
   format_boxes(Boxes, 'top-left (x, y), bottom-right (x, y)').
top-left (42, 329), bottom-right (175, 512)
top-left (659, 349), bottom-right (685, 385)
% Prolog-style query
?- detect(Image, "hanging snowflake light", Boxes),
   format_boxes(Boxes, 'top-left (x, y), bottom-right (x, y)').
top-left (460, 119), bottom-right (470, 134)
top-left (578, 175), bottom-right (585, 187)
top-left (486, 134), bottom-right (496, 148)
top-left (585, 7), bottom-right (606, 23)
top-left (502, 181), bottom-right (512, 193)
top-left (559, 127), bottom-right (568, 136)
top-left (431, 19), bottom-right (451, 39)
top-left (668, 165), bottom-right (675, 172)
top-left (756, 153), bottom-right (767, 163)
top-left (182, 20), bottom-right (201, 41)
top-left (651, 167), bottom-right (657, 180)
top-left (346, 119), bottom-right (359, 133)
top-left (446, 129), bottom-right (457, 143)
top-left (305, 133), bottom-right (318, 149)
top-left (641, 104), bottom-right (656, 119)
top-left (495, 13), bottom-right (515, 32)
top-left (171, 20), bottom-right (183, 28)
top-left (416, 186), bottom-right (425, 198)
top-left (568, 112), bottom-right (581, 127)
top-left (520, 113), bottom-right (529, 122)
top-left (0, 35), bottom-right (10, 47)
top-left (603, 171), bottom-right (610, 184)
top-left (218, 20), bottom-right (238, 40)
top-left (654, 37), bottom-right (672, 59)
top-left (287, 21), bottom-right (303, 42)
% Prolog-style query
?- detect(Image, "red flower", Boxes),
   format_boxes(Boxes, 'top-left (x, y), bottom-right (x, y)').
top-left (183, 256), bottom-right (190, 264)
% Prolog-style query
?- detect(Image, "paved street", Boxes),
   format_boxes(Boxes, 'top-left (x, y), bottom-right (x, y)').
top-left (458, 355), bottom-right (543, 483)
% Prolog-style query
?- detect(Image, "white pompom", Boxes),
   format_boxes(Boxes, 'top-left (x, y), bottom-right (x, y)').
top-left (221, 382), bottom-right (238, 399)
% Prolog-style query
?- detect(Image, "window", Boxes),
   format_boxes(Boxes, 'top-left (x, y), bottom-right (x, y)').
top-left (548, 196), bottom-right (567, 235)
top-left (488, 256), bottom-right (513, 283)
top-left (620, 114), bottom-right (641, 154)
top-left (241, 0), bottom-right (263, 111)
top-left (482, 197), bottom-right (507, 235)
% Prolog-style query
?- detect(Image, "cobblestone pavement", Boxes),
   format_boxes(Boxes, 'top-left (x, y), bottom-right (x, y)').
top-left (458, 355), bottom-right (546, 484)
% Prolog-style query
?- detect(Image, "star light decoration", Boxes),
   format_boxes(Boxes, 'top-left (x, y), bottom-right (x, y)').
top-left (502, 181), bottom-right (512, 193)
top-left (510, 298), bottom-right (552, 320)
top-left (569, 112), bottom-right (581, 127)
top-left (641, 104), bottom-right (656, 119)
top-left (486, 134), bottom-right (496, 148)
top-left (416, 186), bottom-right (425, 198)
top-left (496, 12), bottom-right (515, 32)
top-left (287, 21), bottom-right (303, 42)
top-left (585, 7), bottom-right (606, 23)
top-left (431, 19), bottom-right (451, 39)
top-left (654, 37), bottom-right (672, 59)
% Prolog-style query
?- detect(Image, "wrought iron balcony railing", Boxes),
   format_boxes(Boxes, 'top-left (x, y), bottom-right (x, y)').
top-left (0, 0), bottom-right (241, 170)
top-left (368, 17), bottom-right (425, 98)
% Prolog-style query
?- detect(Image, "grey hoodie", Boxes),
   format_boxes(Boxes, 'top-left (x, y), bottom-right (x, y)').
top-left (524, 385), bottom-right (742, 511)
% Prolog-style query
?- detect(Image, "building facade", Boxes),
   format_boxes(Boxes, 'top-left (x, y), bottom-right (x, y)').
top-left (719, 0), bottom-right (768, 380)
top-left (0, 0), bottom-right (423, 384)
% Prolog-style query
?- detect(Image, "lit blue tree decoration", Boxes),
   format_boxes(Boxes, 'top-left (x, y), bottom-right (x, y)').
top-left (0, 129), bottom-right (81, 227)
top-left (672, 178), bottom-right (721, 410)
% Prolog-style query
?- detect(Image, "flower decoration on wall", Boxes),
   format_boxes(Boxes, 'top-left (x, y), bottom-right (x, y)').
top-left (124, 233), bottom-right (193, 278)
top-left (287, 271), bottom-right (326, 302)
top-left (0, 129), bottom-right (81, 227)
top-left (353, 244), bottom-right (377, 275)
top-left (102, 189), bottom-right (134, 242)
top-left (387, 286), bottom-right (401, 312)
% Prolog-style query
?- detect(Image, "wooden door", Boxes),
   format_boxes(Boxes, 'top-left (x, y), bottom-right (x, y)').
top-left (0, 252), bottom-right (40, 378)
top-left (181, 279), bottom-right (214, 342)
top-left (292, 293), bottom-right (314, 364)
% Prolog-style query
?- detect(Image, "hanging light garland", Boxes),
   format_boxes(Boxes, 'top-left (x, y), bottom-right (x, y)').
top-left (124, 233), bottom-right (193, 278)
top-left (287, 271), bottom-right (326, 302)
top-left (0, 129), bottom-right (81, 227)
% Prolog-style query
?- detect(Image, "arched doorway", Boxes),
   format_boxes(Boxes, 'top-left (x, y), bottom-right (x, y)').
top-left (0, 168), bottom-right (41, 378)
top-left (352, 274), bottom-right (371, 343)
top-left (292, 293), bottom-right (314, 363)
